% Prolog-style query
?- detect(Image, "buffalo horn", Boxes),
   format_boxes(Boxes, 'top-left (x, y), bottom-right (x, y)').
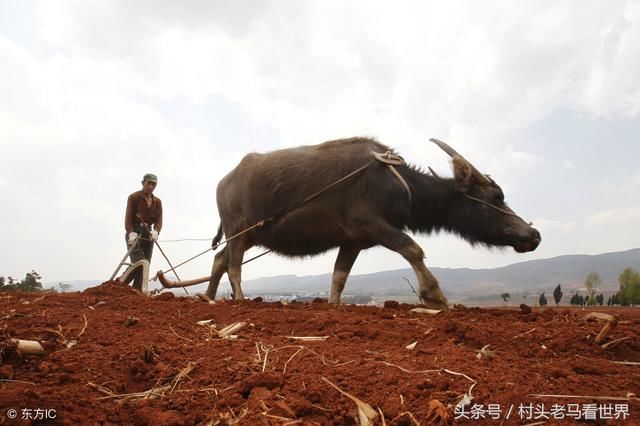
top-left (430, 138), bottom-right (492, 185)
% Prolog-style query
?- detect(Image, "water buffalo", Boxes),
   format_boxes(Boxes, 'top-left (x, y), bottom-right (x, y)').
top-left (158, 137), bottom-right (540, 310)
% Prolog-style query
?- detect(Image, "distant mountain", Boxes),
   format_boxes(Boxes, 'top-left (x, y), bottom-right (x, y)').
top-left (44, 279), bottom-right (101, 291)
top-left (46, 248), bottom-right (640, 300)
top-left (239, 248), bottom-right (640, 299)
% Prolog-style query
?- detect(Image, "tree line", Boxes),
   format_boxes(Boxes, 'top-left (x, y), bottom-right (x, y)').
top-left (537, 267), bottom-right (640, 307)
top-left (0, 270), bottom-right (44, 292)
top-left (537, 283), bottom-right (564, 306)
top-left (0, 270), bottom-right (72, 293)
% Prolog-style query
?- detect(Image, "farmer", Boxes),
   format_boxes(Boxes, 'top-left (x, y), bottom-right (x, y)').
top-left (123, 173), bottom-right (163, 289)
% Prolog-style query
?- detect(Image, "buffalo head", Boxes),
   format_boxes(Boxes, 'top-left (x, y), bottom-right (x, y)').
top-left (431, 138), bottom-right (541, 254)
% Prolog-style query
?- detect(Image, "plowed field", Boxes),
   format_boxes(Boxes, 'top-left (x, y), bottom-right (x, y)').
top-left (1, 282), bottom-right (639, 425)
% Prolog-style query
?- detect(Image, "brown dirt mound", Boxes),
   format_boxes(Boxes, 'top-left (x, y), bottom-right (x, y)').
top-left (81, 280), bottom-right (141, 297)
top-left (0, 284), bottom-right (639, 425)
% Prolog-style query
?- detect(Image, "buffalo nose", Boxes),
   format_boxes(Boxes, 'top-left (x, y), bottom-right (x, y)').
top-left (531, 228), bottom-right (541, 247)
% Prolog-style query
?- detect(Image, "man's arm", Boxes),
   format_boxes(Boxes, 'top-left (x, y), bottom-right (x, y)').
top-left (154, 198), bottom-right (163, 233)
top-left (125, 194), bottom-right (135, 233)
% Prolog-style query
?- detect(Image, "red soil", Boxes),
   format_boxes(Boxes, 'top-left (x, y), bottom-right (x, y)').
top-left (1, 281), bottom-right (639, 425)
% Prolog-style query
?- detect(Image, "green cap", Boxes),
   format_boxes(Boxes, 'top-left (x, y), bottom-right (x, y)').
top-left (143, 173), bottom-right (158, 183)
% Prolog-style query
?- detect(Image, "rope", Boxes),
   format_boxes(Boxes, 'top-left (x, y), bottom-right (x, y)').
top-left (209, 159), bottom-right (376, 251)
top-left (155, 158), bottom-right (377, 276)
top-left (159, 238), bottom-right (213, 242)
top-left (161, 157), bottom-right (411, 243)
top-left (385, 164), bottom-right (411, 203)
top-left (242, 249), bottom-right (272, 265)
top-left (269, 159), bottom-right (376, 220)
top-left (153, 223), bottom-right (265, 277)
top-left (158, 247), bottom-right (213, 274)
top-left (463, 194), bottom-right (522, 218)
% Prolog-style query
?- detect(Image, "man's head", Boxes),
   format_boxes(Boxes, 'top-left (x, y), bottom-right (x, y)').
top-left (142, 173), bottom-right (158, 194)
top-left (143, 173), bottom-right (157, 184)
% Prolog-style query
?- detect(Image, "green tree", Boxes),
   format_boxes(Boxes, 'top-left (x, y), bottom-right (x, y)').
top-left (553, 284), bottom-right (563, 306)
top-left (584, 272), bottom-right (601, 306)
top-left (58, 282), bottom-right (73, 292)
top-left (17, 270), bottom-right (43, 292)
top-left (538, 292), bottom-right (547, 306)
top-left (618, 267), bottom-right (640, 306)
top-left (500, 292), bottom-right (510, 303)
top-left (609, 294), bottom-right (619, 306)
top-left (0, 276), bottom-right (18, 292)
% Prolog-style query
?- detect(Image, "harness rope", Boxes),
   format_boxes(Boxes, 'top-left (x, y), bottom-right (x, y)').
top-left (154, 157), bottom-right (380, 277)
top-left (151, 218), bottom-right (269, 279)
top-left (463, 194), bottom-right (527, 220)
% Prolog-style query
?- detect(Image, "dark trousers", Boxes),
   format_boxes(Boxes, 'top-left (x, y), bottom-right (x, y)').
top-left (124, 225), bottom-right (154, 290)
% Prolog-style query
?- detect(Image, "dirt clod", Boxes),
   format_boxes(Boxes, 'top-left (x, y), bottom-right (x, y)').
top-left (152, 292), bottom-right (175, 301)
top-left (519, 303), bottom-right (532, 314)
top-left (124, 316), bottom-right (140, 327)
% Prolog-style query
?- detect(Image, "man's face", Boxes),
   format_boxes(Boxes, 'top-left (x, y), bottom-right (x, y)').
top-left (142, 180), bottom-right (157, 194)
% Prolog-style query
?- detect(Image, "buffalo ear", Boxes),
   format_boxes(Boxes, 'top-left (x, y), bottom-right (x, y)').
top-left (452, 155), bottom-right (473, 192)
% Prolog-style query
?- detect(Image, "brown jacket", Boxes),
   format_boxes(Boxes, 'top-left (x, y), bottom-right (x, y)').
top-left (125, 190), bottom-right (163, 233)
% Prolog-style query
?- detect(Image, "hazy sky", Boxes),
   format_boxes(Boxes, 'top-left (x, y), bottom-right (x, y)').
top-left (1, 1), bottom-right (639, 287)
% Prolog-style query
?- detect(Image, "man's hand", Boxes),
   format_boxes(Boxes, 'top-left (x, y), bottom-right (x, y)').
top-left (128, 232), bottom-right (138, 245)
top-left (150, 230), bottom-right (159, 242)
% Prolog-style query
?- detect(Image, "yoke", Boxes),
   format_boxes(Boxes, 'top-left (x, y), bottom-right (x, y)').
top-left (371, 150), bottom-right (412, 203)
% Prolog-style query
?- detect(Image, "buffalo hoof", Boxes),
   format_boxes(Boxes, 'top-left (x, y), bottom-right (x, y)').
top-left (422, 298), bottom-right (449, 312)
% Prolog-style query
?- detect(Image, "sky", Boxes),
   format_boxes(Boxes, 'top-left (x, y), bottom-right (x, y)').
top-left (1, 1), bottom-right (639, 288)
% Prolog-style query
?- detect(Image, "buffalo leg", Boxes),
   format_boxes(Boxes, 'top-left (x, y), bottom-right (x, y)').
top-left (362, 221), bottom-right (449, 310)
top-left (329, 245), bottom-right (361, 304)
top-left (226, 239), bottom-right (246, 300)
top-left (410, 257), bottom-right (449, 311)
top-left (206, 246), bottom-right (228, 299)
